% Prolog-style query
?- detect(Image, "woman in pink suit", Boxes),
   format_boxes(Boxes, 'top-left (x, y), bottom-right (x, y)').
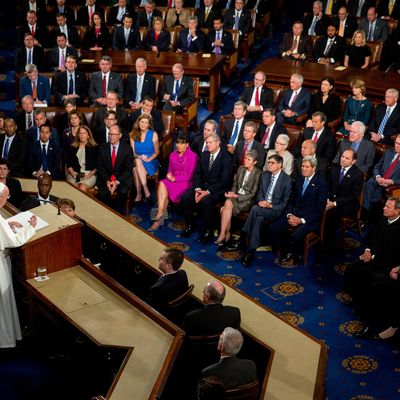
top-left (149, 134), bottom-right (198, 231)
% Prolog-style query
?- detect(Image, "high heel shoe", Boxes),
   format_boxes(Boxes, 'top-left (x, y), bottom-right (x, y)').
top-left (148, 216), bottom-right (164, 231)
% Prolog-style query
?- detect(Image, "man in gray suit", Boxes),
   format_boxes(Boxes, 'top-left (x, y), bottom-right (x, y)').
top-left (240, 153), bottom-right (292, 266)
top-left (88, 55), bottom-right (124, 107)
top-left (358, 7), bottom-right (389, 42)
top-left (333, 121), bottom-right (375, 173)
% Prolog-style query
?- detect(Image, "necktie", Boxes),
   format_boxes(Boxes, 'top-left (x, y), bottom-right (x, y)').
top-left (225, 0), bottom-right (231, 9)
top-left (41, 144), bottom-right (48, 171)
top-left (383, 154), bottom-right (400, 179)
top-left (215, 31), bottom-right (221, 54)
top-left (89, 7), bottom-right (93, 26)
top-left (325, 0), bottom-right (333, 14)
top-left (195, 0), bottom-right (201, 8)
top-left (255, 87), bottom-right (260, 106)
top-left (368, 22), bottom-right (373, 41)
top-left (32, 81), bottom-right (37, 100)
top-left (266, 174), bottom-right (275, 202)
top-left (241, 142), bottom-right (249, 164)
top-left (357, 0), bottom-right (364, 17)
top-left (324, 39), bottom-right (333, 56)
top-left (111, 145), bottom-right (117, 181)
top-left (174, 80), bottom-right (180, 100)
top-left (312, 131), bottom-right (319, 142)
top-left (209, 153), bottom-right (214, 169)
top-left (338, 21), bottom-right (344, 37)
top-left (117, 7), bottom-right (125, 21)
top-left (229, 120), bottom-right (239, 145)
top-left (102, 75), bottom-right (107, 98)
top-left (31, 25), bottom-right (35, 37)
top-left (136, 75), bottom-right (142, 103)
top-left (205, 7), bottom-right (210, 20)
top-left (27, 113), bottom-right (33, 129)
top-left (27, 48), bottom-right (32, 64)
top-left (290, 36), bottom-right (298, 52)
top-left (68, 73), bottom-right (74, 95)
top-left (148, 14), bottom-right (152, 27)
top-left (60, 50), bottom-right (65, 69)
top-left (187, 32), bottom-right (192, 49)
top-left (378, 108), bottom-right (391, 134)
top-left (389, 0), bottom-right (395, 15)
top-left (309, 16), bottom-right (317, 35)
top-left (339, 168), bottom-right (345, 183)
top-left (261, 127), bottom-right (270, 146)
top-left (234, 12), bottom-right (240, 30)
top-left (168, 0), bottom-right (173, 7)
top-left (125, 29), bottom-right (130, 45)
top-left (288, 91), bottom-right (297, 108)
top-left (3, 138), bottom-right (10, 159)
top-left (302, 178), bottom-right (309, 196)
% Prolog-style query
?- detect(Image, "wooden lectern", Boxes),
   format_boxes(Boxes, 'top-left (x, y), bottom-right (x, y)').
top-left (11, 203), bottom-right (83, 279)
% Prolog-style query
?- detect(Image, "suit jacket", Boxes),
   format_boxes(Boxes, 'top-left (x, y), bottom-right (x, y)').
top-left (220, 118), bottom-right (246, 146)
top-left (143, 29), bottom-right (170, 52)
top-left (359, 17), bottom-right (389, 42)
top-left (368, 103), bottom-right (400, 145)
top-left (15, 110), bottom-right (35, 135)
top-left (76, 5), bottom-right (104, 26)
top-left (233, 140), bottom-right (265, 171)
top-left (19, 23), bottom-right (48, 47)
top-left (15, 45), bottom-right (44, 73)
top-left (88, 71), bottom-right (124, 103)
top-left (47, 6), bottom-right (76, 26)
top-left (93, 107), bottom-right (129, 130)
top-left (230, 165), bottom-right (262, 210)
top-left (373, 148), bottom-right (400, 185)
top-left (303, 12), bottom-right (331, 37)
top-left (279, 33), bottom-right (313, 59)
top-left (190, 134), bottom-right (207, 156)
top-left (331, 16), bottom-right (358, 39)
top-left (66, 145), bottom-right (98, 172)
top-left (112, 25), bottom-right (142, 50)
top-left (136, 9), bottom-right (163, 27)
top-left (93, 127), bottom-right (129, 146)
top-left (25, 126), bottom-right (59, 146)
top-left (165, 8), bottom-right (190, 28)
top-left (20, 194), bottom-right (59, 212)
top-left (6, 178), bottom-right (23, 209)
top-left (301, 127), bottom-right (336, 162)
top-left (182, 303), bottom-right (241, 335)
top-left (107, 5), bottom-right (136, 26)
top-left (53, 69), bottom-right (88, 106)
top-left (50, 26), bottom-right (80, 48)
top-left (46, 46), bottom-right (79, 71)
top-left (128, 109), bottom-right (164, 136)
top-left (240, 85), bottom-right (274, 110)
top-left (377, 0), bottom-right (400, 19)
top-left (322, 0), bottom-right (345, 15)
top-left (293, 156), bottom-right (329, 180)
top-left (256, 123), bottom-right (287, 150)
top-left (0, 135), bottom-right (27, 177)
top-left (333, 138), bottom-right (375, 173)
top-left (125, 73), bottom-right (156, 105)
top-left (347, 0), bottom-right (376, 16)
top-left (329, 164), bottom-right (364, 216)
top-left (176, 28), bottom-right (206, 52)
top-left (82, 25), bottom-right (112, 50)
top-left (278, 88), bottom-right (311, 118)
top-left (197, 5), bottom-right (222, 29)
top-left (223, 8), bottom-right (252, 34)
top-left (27, 139), bottom-right (62, 178)
top-left (19, 75), bottom-right (51, 104)
top-left (202, 357), bottom-right (257, 389)
top-left (19, 0), bottom-right (47, 24)
top-left (206, 29), bottom-right (234, 54)
top-left (312, 35), bottom-right (346, 63)
top-left (96, 141), bottom-right (134, 190)
top-left (160, 75), bottom-right (194, 107)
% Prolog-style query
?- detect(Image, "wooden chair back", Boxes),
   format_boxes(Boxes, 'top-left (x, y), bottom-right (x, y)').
top-left (224, 380), bottom-right (259, 400)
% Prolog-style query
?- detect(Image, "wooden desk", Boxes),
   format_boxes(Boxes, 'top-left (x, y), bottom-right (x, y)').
top-left (79, 50), bottom-right (226, 112)
top-left (256, 58), bottom-right (399, 101)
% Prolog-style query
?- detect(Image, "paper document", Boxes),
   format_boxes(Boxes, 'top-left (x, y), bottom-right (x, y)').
top-left (7, 211), bottom-right (48, 231)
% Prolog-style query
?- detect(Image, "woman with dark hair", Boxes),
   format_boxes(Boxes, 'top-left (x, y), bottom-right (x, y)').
top-left (149, 134), bottom-right (198, 231)
top-left (143, 16), bottom-right (171, 52)
top-left (62, 110), bottom-right (84, 153)
top-left (344, 30), bottom-right (371, 69)
top-left (66, 125), bottom-right (98, 193)
top-left (82, 11), bottom-right (112, 50)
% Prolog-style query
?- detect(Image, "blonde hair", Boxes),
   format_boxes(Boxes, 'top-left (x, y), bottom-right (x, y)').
top-left (351, 30), bottom-right (366, 46)
top-left (72, 125), bottom-right (97, 148)
top-left (350, 79), bottom-right (366, 96)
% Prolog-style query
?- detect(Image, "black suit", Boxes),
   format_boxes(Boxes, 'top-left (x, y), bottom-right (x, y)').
top-left (27, 139), bottom-right (62, 179)
top-left (256, 123), bottom-right (287, 151)
top-left (128, 109), bottom-right (164, 139)
top-left (112, 25), bottom-right (142, 50)
top-left (221, 118), bottom-right (246, 146)
top-left (46, 46), bottom-right (78, 72)
top-left (53, 69), bottom-right (88, 106)
top-left (299, 127), bottom-right (336, 163)
top-left (76, 5), bottom-right (104, 26)
top-left (233, 140), bottom-right (264, 172)
top-left (182, 303), bottom-right (241, 336)
top-left (206, 30), bottom-right (234, 54)
top-left (240, 85), bottom-right (273, 120)
top-left (347, 0), bottom-right (376, 17)
top-left (88, 71), bottom-right (124, 105)
top-left (377, 0), bottom-right (400, 19)
top-left (197, 5), bottom-right (222, 29)
top-left (6, 178), bottom-right (23, 209)
top-left (47, 7), bottom-right (76, 26)
top-left (331, 16), bottom-right (358, 39)
top-left (292, 156), bottom-right (328, 181)
top-left (143, 29), bottom-right (170, 52)
top-left (107, 5), bottom-right (137, 26)
top-left (0, 135), bottom-right (27, 177)
top-left (303, 12), bottom-right (331, 37)
top-left (50, 26), bottom-right (80, 48)
top-left (176, 28), bottom-right (206, 52)
top-left (15, 46), bottom-right (44, 73)
top-left (93, 125), bottom-right (130, 146)
top-left (279, 33), bottom-right (313, 59)
top-left (15, 110), bottom-right (35, 135)
top-left (20, 194), bottom-right (59, 212)
top-left (368, 103), bottom-right (400, 145)
top-left (136, 9), bottom-right (163, 27)
top-left (25, 127), bottom-right (59, 146)
top-left (181, 149), bottom-right (233, 234)
top-left (93, 107), bottom-right (129, 131)
top-left (19, 0), bottom-right (47, 24)
top-left (160, 75), bottom-right (194, 112)
top-left (312, 35), bottom-right (346, 64)
top-left (223, 8), bottom-right (252, 35)
top-left (125, 73), bottom-right (156, 105)
top-left (19, 23), bottom-right (48, 48)
top-left (322, 0), bottom-right (345, 15)
top-left (190, 134), bottom-right (207, 156)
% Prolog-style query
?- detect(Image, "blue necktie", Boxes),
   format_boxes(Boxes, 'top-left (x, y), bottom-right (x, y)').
top-left (266, 174), bottom-right (275, 202)
top-left (41, 144), bottom-right (48, 171)
top-left (309, 16), bottom-right (317, 35)
top-left (229, 120), bottom-right (239, 145)
top-left (3, 138), bottom-right (9, 159)
top-left (187, 33), bottom-right (192, 49)
top-left (27, 49), bottom-right (32, 64)
top-left (68, 73), bottom-right (74, 95)
top-left (174, 80), bottom-right (180, 101)
top-left (148, 14), bottom-right (152, 27)
top-left (339, 168), bottom-right (345, 183)
top-left (302, 178), bottom-right (309, 196)
top-left (378, 108), bottom-right (391, 135)
top-left (234, 12), bottom-right (240, 30)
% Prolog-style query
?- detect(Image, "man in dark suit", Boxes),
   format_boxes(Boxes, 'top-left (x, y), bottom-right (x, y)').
top-left (368, 88), bottom-right (400, 145)
top-left (233, 121), bottom-right (264, 172)
top-left (269, 156), bottom-right (328, 266)
top-left (160, 63), bottom-right (194, 114)
top-left (181, 133), bottom-right (232, 241)
top-left (96, 124), bottom-right (134, 213)
top-left (176, 16), bottom-right (206, 53)
top-left (347, 0), bottom-right (376, 17)
top-left (240, 154), bottom-right (292, 266)
top-left (276, 73), bottom-right (311, 125)
top-left (16, 95), bottom-right (35, 136)
top-left (298, 111), bottom-right (336, 163)
top-left (19, 0), bottom-right (47, 25)
top-left (112, 14), bottom-right (141, 50)
top-left (333, 121), bottom-right (375, 173)
top-left (77, 0), bottom-right (104, 26)
top-left (379, 23), bottom-right (400, 71)
top-left (136, 0), bottom-right (162, 27)
top-left (239, 71), bottom-right (273, 120)
top-left (46, 32), bottom-right (78, 72)
top-left (25, 109), bottom-right (60, 146)
top-left (93, 90), bottom-right (128, 131)
top-left (0, 159), bottom-right (23, 208)
top-left (362, 136), bottom-right (400, 214)
top-left (220, 100), bottom-right (247, 154)
top-left (19, 64), bottom-right (51, 105)
top-left (279, 21), bottom-right (313, 60)
top-left (197, 0), bottom-right (222, 29)
top-left (15, 33), bottom-right (44, 73)
top-left (331, 6), bottom-right (358, 39)
top-left (107, 0), bottom-right (136, 26)
top-left (303, 0), bottom-right (331, 37)
top-left (125, 58), bottom-right (156, 109)
top-left (27, 123), bottom-right (62, 179)
top-left (223, 0), bottom-right (252, 37)
top-left (359, 7), bottom-right (389, 42)
top-left (312, 24), bottom-right (346, 64)
top-left (50, 13), bottom-right (80, 48)
top-left (88, 55), bottom-right (124, 107)
top-left (19, 10), bottom-right (48, 48)
top-left (1, 119), bottom-right (27, 178)
top-left (190, 119), bottom-right (219, 156)
top-left (256, 108), bottom-right (287, 151)
top-left (182, 281), bottom-right (241, 335)
top-left (94, 110), bottom-right (129, 145)
top-left (47, 0), bottom-right (76, 26)
top-left (322, 0), bottom-right (346, 15)
top-left (206, 17), bottom-right (234, 54)
top-left (147, 247), bottom-right (189, 314)
top-left (201, 327), bottom-right (257, 388)
top-left (53, 55), bottom-right (88, 106)
top-left (378, 0), bottom-right (400, 19)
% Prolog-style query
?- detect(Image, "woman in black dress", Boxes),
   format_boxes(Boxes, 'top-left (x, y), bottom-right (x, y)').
top-left (82, 12), bottom-right (112, 51)
top-left (143, 17), bottom-right (171, 52)
top-left (344, 30), bottom-right (371, 69)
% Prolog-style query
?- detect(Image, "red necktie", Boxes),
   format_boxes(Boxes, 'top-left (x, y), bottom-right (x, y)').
top-left (383, 154), bottom-right (400, 179)
top-left (32, 81), bottom-right (37, 100)
top-left (31, 25), bottom-right (35, 37)
top-left (241, 142), bottom-right (249, 164)
top-left (168, 0), bottom-right (173, 7)
top-left (289, 91), bottom-right (298, 108)
top-left (290, 36), bottom-right (298, 52)
top-left (111, 145), bottom-right (117, 181)
top-left (255, 87), bottom-right (260, 106)
top-left (89, 6), bottom-right (93, 26)
top-left (312, 131), bottom-right (318, 142)
top-left (261, 127), bottom-right (270, 145)
top-left (102, 75), bottom-right (107, 98)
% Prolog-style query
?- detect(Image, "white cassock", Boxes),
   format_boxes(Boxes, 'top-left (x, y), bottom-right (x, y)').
top-left (0, 215), bottom-right (35, 348)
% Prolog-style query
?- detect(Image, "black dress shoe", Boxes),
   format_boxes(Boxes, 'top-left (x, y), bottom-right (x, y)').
top-left (225, 239), bottom-right (239, 251)
top-left (242, 251), bottom-right (254, 267)
top-left (199, 231), bottom-right (212, 243)
top-left (181, 225), bottom-right (194, 238)
top-left (353, 325), bottom-right (374, 339)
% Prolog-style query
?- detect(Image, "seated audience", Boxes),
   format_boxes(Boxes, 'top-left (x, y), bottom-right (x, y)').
top-left (82, 12), bottom-right (111, 51)
top-left (256, 108), bottom-right (287, 151)
top-left (47, 0), bottom-right (76, 26)
top-left (191, 119), bottom-right (219, 156)
top-left (130, 114), bottom-right (159, 203)
top-left (303, 1), bottom-right (330, 37)
top-left (94, 110), bottom-right (128, 145)
top-left (107, 0), bottom-right (136, 26)
top-left (197, 0), bottom-right (222, 29)
top-left (19, 63), bottom-right (51, 106)
top-left (0, 159), bottom-right (23, 208)
top-left (129, 96), bottom-right (164, 137)
top-left (16, 95), bottom-right (35, 136)
top-left (19, 10), bottom-right (48, 48)
top-left (176, 16), bottom-right (206, 53)
top-left (182, 280), bottom-right (241, 335)
top-left (137, 0), bottom-right (163, 28)
top-left (279, 21), bottom-right (312, 60)
top-left (143, 17), bottom-right (171, 52)
top-left (337, 79), bottom-right (372, 136)
top-left (333, 121), bottom-right (375, 174)
top-left (26, 109), bottom-right (59, 146)
top-left (358, 7), bottom-right (388, 42)
top-left (112, 13), bottom-right (141, 51)
top-left (66, 125), bottom-right (98, 193)
top-left (93, 90), bottom-right (128, 131)
top-left (331, 6), bottom-right (358, 39)
top-left (223, 0), bottom-right (252, 37)
top-left (149, 134), bottom-right (198, 231)
top-left (47, 32), bottom-right (78, 72)
top-left (20, 173), bottom-right (58, 211)
top-left (344, 30), bottom-right (371, 69)
top-left (201, 327), bottom-right (257, 388)
top-left (221, 101), bottom-right (247, 154)
top-left (312, 25), bottom-right (346, 65)
top-left (264, 134), bottom-right (294, 176)
top-left (77, 0), bottom-right (104, 26)
top-left (15, 33), bottom-right (44, 73)
top-left (206, 17), bottom-right (233, 55)
top-left (50, 12), bottom-right (80, 48)
top-left (165, 0), bottom-right (190, 28)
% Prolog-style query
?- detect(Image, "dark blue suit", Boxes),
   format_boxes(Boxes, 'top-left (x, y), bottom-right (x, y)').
top-left (27, 139), bottom-right (62, 179)
top-left (112, 25), bottom-right (142, 50)
top-left (143, 29), bottom-right (170, 52)
top-left (176, 28), bottom-right (205, 52)
top-left (19, 75), bottom-right (51, 104)
top-left (269, 173), bottom-right (328, 259)
top-left (26, 127), bottom-right (59, 146)
top-left (277, 88), bottom-right (311, 125)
